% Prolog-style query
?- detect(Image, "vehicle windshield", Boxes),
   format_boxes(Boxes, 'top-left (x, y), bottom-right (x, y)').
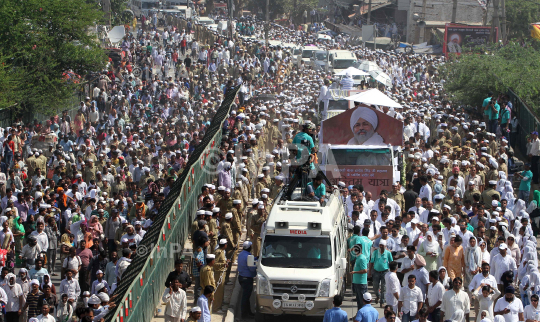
top-left (334, 59), bottom-right (356, 69)
top-left (330, 149), bottom-right (392, 166)
top-left (198, 19), bottom-right (214, 25)
top-left (293, 49), bottom-right (301, 55)
top-left (142, 2), bottom-right (159, 9)
top-left (261, 235), bottom-right (332, 268)
top-left (302, 50), bottom-right (316, 58)
top-left (327, 100), bottom-right (349, 111)
top-left (315, 52), bottom-right (327, 61)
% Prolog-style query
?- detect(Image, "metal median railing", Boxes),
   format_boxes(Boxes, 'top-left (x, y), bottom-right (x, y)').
top-left (104, 85), bottom-right (240, 322)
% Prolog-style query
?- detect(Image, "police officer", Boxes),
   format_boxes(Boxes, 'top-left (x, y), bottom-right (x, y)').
top-left (237, 241), bottom-right (257, 318)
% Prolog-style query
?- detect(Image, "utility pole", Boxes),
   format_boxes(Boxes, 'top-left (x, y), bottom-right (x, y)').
top-left (367, 0), bottom-right (372, 25)
top-left (265, 0), bottom-right (269, 46)
top-left (406, 0), bottom-right (415, 44)
top-left (419, 0), bottom-right (427, 43)
top-left (500, 0), bottom-right (506, 43)
top-left (490, 0), bottom-right (500, 42)
top-left (451, 0), bottom-right (457, 23)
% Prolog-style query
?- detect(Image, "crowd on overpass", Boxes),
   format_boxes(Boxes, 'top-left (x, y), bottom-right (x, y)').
top-left (0, 8), bottom-right (537, 322)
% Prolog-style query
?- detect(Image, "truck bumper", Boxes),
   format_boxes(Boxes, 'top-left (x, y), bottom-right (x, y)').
top-left (256, 295), bottom-right (333, 316)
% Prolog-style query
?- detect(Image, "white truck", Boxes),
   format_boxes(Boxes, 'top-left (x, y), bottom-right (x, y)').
top-left (251, 187), bottom-right (347, 320)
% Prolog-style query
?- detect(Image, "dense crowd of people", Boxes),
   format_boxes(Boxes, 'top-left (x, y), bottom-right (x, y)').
top-left (0, 7), bottom-right (537, 322)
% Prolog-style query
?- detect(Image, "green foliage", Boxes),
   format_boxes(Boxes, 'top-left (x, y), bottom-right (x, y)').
top-left (505, 0), bottom-right (540, 40)
top-left (440, 41), bottom-right (540, 112)
top-left (0, 0), bottom-right (108, 116)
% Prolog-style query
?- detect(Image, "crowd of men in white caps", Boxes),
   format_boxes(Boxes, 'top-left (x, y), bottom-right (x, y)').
top-left (0, 8), bottom-right (537, 322)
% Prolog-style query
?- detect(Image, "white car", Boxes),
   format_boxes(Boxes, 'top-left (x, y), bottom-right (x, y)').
top-left (195, 17), bottom-right (215, 26)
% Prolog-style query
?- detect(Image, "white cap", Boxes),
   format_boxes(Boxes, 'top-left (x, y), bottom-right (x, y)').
top-left (206, 254), bottom-right (215, 259)
top-left (499, 243), bottom-right (508, 250)
top-left (219, 239), bottom-right (227, 245)
top-left (224, 213), bottom-right (233, 219)
top-left (379, 240), bottom-right (387, 246)
top-left (243, 241), bottom-right (252, 249)
top-left (191, 307), bottom-right (202, 313)
top-left (363, 293), bottom-right (372, 301)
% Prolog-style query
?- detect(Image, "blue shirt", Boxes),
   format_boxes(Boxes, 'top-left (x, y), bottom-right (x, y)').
top-left (237, 250), bottom-right (257, 278)
top-left (373, 237), bottom-right (396, 251)
top-left (197, 295), bottom-right (211, 322)
top-left (323, 307), bottom-right (348, 322)
top-left (355, 304), bottom-right (379, 322)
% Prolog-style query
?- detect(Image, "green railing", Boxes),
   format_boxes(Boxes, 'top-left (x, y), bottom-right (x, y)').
top-left (104, 85), bottom-right (239, 322)
top-left (507, 88), bottom-right (540, 156)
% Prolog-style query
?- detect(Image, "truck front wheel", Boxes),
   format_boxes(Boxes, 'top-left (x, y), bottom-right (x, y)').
top-left (255, 311), bottom-right (268, 322)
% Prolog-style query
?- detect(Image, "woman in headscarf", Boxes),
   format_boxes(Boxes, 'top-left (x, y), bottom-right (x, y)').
top-left (12, 216), bottom-right (24, 254)
top-left (465, 236), bottom-right (481, 286)
top-left (87, 215), bottom-right (103, 240)
top-left (438, 266), bottom-right (452, 290)
top-left (479, 239), bottom-right (490, 264)
top-left (39, 273), bottom-right (56, 295)
top-left (418, 231), bottom-right (441, 271)
top-left (512, 199), bottom-right (526, 219)
top-left (506, 234), bottom-right (520, 264)
top-left (519, 262), bottom-right (536, 306)
top-left (23, 214), bottom-right (37, 243)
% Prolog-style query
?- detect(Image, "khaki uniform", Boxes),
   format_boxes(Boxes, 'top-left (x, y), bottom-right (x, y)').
top-left (220, 222), bottom-right (234, 283)
top-left (208, 218), bottom-right (219, 253)
top-left (212, 248), bottom-right (227, 312)
top-left (388, 192), bottom-right (405, 215)
top-left (199, 265), bottom-right (216, 300)
top-left (481, 188), bottom-right (500, 206)
top-left (250, 212), bottom-right (266, 256)
top-left (83, 166), bottom-right (97, 183)
top-left (231, 208), bottom-right (242, 246)
top-left (255, 181), bottom-right (265, 199)
top-left (269, 183), bottom-right (284, 200)
top-left (216, 198), bottom-right (233, 216)
top-left (463, 189), bottom-right (481, 204)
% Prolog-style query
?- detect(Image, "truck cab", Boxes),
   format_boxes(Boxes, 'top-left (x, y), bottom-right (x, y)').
top-left (298, 45), bottom-right (323, 69)
top-left (310, 50), bottom-right (328, 71)
top-left (327, 50), bottom-right (358, 74)
top-left (254, 188), bottom-right (347, 320)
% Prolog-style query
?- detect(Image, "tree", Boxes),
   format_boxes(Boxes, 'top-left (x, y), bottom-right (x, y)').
top-left (440, 42), bottom-right (540, 112)
top-left (504, 0), bottom-right (540, 40)
top-left (0, 0), bottom-right (108, 116)
top-left (247, 0), bottom-right (317, 22)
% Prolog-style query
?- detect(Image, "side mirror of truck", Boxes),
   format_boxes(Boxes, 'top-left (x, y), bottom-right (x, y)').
top-left (247, 255), bottom-right (255, 267)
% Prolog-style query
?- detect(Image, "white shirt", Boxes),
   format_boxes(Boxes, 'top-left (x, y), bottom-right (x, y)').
top-left (426, 281), bottom-right (444, 309)
top-left (494, 297), bottom-right (524, 322)
top-left (385, 271), bottom-right (401, 306)
top-left (161, 288), bottom-right (187, 319)
top-left (530, 138), bottom-right (540, 156)
top-left (441, 289), bottom-right (470, 322)
top-left (30, 231), bottom-right (48, 252)
top-left (457, 230), bottom-right (474, 250)
top-left (1, 284), bottom-right (19, 311)
top-left (523, 304), bottom-right (540, 321)
top-left (36, 314), bottom-right (56, 322)
top-left (400, 255), bottom-right (416, 287)
top-left (399, 285), bottom-right (423, 316)
top-left (490, 253), bottom-right (517, 283)
top-left (419, 184), bottom-right (432, 202)
top-left (406, 226), bottom-right (421, 246)
top-left (59, 278), bottom-right (81, 301)
top-left (468, 273), bottom-right (498, 292)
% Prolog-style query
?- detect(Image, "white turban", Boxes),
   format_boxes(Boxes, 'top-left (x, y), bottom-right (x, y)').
top-left (350, 107), bottom-right (378, 131)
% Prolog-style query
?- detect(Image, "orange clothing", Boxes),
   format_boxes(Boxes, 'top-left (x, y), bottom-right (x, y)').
top-left (443, 244), bottom-right (465, 279)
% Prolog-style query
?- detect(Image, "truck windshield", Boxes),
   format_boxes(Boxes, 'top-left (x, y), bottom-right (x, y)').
top-left (261, 235), bottom-right (332, 268)
top-left (330, 149), bottom-right (392, 166)
top-left (327, 100), bottom-right (349, 111)
top-left (315, 52), bottom-right (327, 60)
top-left (302, 50), bottom-right (316, 58)
top-left (334, 59), bottom-right (356, 69)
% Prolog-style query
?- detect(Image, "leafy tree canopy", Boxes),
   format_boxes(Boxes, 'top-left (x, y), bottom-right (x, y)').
top-left (0, 0), bottom-right (108, 115)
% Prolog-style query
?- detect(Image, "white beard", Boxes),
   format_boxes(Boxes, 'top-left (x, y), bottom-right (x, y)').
top-left (353, 129), bottom-right (375, 145)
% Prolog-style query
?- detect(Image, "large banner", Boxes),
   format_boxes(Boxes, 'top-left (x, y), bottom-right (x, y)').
top-left (444, 24), bottom-right (498, 56)
top-left (325, 165), bottom-right (393, 196)
top-left (321, 106), bottom-right (403, 146)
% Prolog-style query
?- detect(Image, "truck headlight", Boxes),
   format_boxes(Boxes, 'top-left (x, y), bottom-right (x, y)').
top-left (257, 274), bottom-right (270, 295)
top-left (318, 278), bottom-right (331, 297)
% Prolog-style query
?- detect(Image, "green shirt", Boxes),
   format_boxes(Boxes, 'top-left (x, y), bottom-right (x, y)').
top-left (489, 103), bottom-right (500, 120)
top-left (370, 249), bottom-right (393, 272)
top-left (353, 254), bottom-right (368, 285)
top-left (292, 132), bottom-right (314, 161)
top-left (348, 235), bottom-right (362, 260)
top-left (519, 170), bottom-right (533, 192)
top-left (482, 97), bottom-right (491, 115)
top-left (358, 236), bottom-right (373, 259)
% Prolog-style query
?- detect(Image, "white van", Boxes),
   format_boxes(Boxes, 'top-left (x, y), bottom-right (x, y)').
top-left (298, 45), bottom-right (323, 69)
top-left (251, 188), bottom-right (347, 320)
top-left (310, 50), bottom-right (328, 71)
top-left (170, 5), bottom-right (192, 19)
